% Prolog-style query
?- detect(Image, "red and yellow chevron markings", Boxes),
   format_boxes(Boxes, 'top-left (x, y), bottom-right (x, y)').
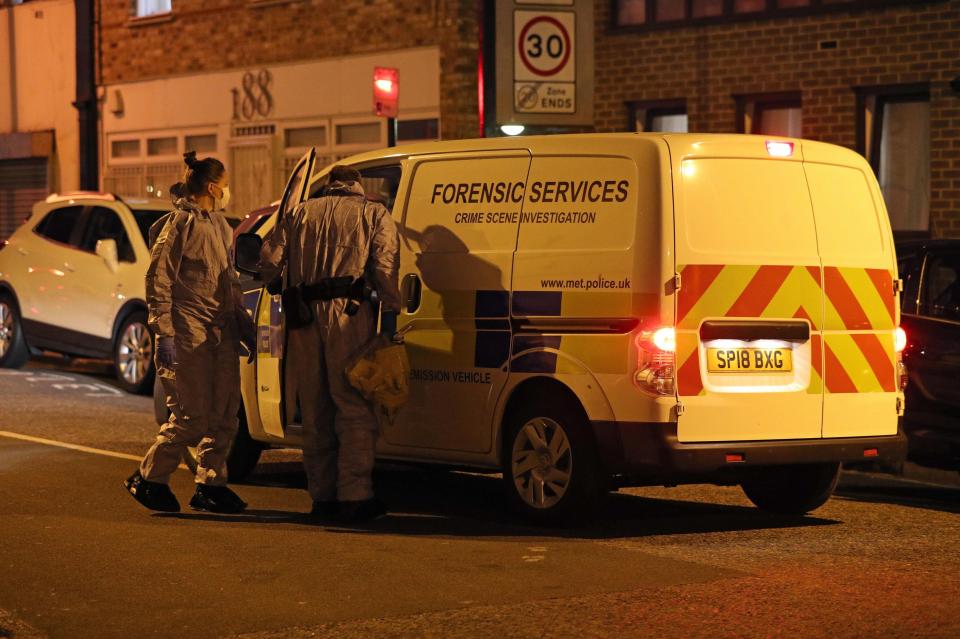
top-left (675, 264), bottom-right (896, 396)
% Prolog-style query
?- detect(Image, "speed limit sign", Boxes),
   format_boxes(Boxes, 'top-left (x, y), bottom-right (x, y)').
top-left (494, 0), bottom-right (593, 126)
top-left (514, 11), bottom-right (575, 83)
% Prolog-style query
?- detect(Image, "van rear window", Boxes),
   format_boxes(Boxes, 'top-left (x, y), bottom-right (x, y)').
top-left (679, 159), bottom-right (818, 260)
top-left (804, 163), bottom-right (885, 262)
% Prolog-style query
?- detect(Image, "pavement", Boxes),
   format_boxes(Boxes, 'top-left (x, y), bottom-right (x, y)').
top-left (0, 357), bottom-right (958, 639)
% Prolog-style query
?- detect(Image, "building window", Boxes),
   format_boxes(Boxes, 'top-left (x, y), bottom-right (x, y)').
top-left (735, 92), bottom-right (802, 137)
top-left (857, 85), bottom-right (930, 233)
top-left (335, 122), bottom-right (381, 146)
top-left (614, 0), bottom-right (886, 28)
top-left (136, 0), bottom-right (171, 17)
top-left (185, 134), bottom-right (217, 154)
top-left (284, 126), bottom-right (327, 149)
top-left (629, 99), bottom-right (688, 133)
top-left (397, 118), bottom-right (440, 143)
top-left (146, 137), bottom-right (177, 157)
top-left (111, 139), bottom-right (141, 159)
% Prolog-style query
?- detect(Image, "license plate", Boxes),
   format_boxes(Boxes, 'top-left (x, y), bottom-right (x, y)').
top-left (706, 347), bottom-right (793, 373)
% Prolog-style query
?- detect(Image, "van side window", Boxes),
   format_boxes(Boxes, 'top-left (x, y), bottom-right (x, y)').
top-left (359, 165), bottom-right (402, 213)
top-left (81, 207), bottom-right (135, 262)
top-left (35, 206), bottom-right (84, 247)
top-left (921, 253), bottom-right (960, 322)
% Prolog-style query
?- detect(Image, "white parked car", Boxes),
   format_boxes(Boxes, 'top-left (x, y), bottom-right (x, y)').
top-left (0, 192), bottom-right (171, 393)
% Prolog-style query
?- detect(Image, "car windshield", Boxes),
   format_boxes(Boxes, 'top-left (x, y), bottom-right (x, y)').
top-left (132, 209), bottom-right (170, 246)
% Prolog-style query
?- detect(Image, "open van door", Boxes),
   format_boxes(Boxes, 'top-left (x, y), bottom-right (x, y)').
top-left (255, 147), bottom-right (316, 438)
top-left (668, 136), bottom-right (824, 443)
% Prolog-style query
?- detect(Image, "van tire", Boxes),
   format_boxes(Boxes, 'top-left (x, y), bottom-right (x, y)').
top-left (181, 407), bottom-right (263, 483)
top-left (113, 312), bottom-right (155, 395)
top-left (741, 462), bottom-right (840, 515)
top-left (501, 394), bottom-right (606, 525)
top-left (0, 293), bottom-right (30, 369)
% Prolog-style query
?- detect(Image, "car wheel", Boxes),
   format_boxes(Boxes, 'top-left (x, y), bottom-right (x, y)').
top-left (114, 312), bottom-right (155, 395)
top-left (181, 407), bottom-right (263, 483)
top-left (0, 294), bottom-right (30, 369)
top-left (741, 462), bottom-right (840, 515)
top-left (501, 395), bottom-right (606, 525)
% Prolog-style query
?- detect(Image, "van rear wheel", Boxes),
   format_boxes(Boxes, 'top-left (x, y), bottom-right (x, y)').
top-left (501, 395), bottom-right (605, 525)
top-left (741, 462), bottom-right (840, 515)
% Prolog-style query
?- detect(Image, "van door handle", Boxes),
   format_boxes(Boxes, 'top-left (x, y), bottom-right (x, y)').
top-left (401, 273), bottom-right (422, 313)
top-left (63, 262), bottom-right (76, 273)
top-left (17, 247), bottom-right (27, 256)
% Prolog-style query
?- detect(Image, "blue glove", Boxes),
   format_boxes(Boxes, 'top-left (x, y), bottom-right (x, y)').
top-left (156, 336), bottom-right (176, 369)
top-left (380, 310), bottom-right (398, 338)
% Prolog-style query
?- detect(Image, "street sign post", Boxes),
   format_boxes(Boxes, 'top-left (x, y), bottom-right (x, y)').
top-left (495, 0), bottom-right (593, 128)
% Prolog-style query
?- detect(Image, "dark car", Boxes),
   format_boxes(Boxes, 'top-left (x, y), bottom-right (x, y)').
top-left (896, 239), bottom-right (960, 470)
top-left (232, 201), bottom-right (279, 243)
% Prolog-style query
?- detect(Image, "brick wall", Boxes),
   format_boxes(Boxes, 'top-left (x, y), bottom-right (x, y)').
top-left (97, 0), bottom-right (480, 140)
top-left (594, 0), bottom-right (960, 238)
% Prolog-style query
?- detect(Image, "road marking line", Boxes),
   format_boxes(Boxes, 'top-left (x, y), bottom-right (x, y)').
top-left (0, 430), bottom-right (188, 469)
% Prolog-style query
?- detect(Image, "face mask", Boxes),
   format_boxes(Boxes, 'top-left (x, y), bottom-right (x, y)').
top-left (213, 185), bottom-right (231, 210)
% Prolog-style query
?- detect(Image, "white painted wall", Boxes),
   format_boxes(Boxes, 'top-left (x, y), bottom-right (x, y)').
top-left (0, 0), bottom-right (78, 191)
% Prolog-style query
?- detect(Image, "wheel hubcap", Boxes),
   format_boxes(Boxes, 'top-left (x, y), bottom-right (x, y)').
top-left (117, 322), bottom-right (153, 385)
top-left (0, 302), bottom-right (13, 360)
top-left (511, 417), bottom-right (573, 510)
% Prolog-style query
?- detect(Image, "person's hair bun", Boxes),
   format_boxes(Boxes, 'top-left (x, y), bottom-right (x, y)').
top-left (183, 151), bottom-right (198, 168)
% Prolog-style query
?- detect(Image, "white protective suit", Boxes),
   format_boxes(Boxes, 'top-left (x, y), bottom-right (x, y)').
top-left (260, 180), bottom-right (400, 503)
top-left (140, 198), bottom-right (250, 486)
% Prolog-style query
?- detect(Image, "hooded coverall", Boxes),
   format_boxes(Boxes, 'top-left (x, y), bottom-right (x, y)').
top-left (140, 198), bottom-right (247, 486)
top-left (260, 180), bottom-right (400, 503)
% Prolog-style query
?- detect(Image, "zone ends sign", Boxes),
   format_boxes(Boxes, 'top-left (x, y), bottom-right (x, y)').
top-left (495, 0), bottom-right (594, 128)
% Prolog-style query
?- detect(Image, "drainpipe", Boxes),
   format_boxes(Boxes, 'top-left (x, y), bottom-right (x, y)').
top-left (5, 4), bottom-right (17, 132)
top-left (74, 0), bottom-right (98, 190)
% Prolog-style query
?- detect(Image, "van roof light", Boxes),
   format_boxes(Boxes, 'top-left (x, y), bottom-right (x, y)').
top-left (766, 140), bottom-right (794, 158)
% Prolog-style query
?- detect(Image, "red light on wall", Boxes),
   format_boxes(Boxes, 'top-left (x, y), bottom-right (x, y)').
top-left (373, 67), bottom-right (399, 118)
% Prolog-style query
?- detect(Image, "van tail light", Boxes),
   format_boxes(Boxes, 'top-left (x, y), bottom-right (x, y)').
top-left (894, 327), bottom-right (908, 390)
top-left (894, 327), bottom-right (907, 353)
top-left (635, 327), bottom-right (675, 396)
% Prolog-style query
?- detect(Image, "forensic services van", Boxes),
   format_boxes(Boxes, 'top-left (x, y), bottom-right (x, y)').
top-left (220, 133), bottom-right (907, 522)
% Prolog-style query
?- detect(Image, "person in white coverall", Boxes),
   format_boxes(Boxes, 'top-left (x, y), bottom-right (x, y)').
top-left (259, 165), bottom-right (400, 523)
top-left (124, 151), bottom-right (257, 514)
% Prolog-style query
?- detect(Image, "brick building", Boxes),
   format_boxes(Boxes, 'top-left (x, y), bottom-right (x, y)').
top-left (594, 0), bottom-right (960, 238)
top-left (94, 0), bottom-right (958, 237)
top-left (96, 0), bottom-right (480, 217)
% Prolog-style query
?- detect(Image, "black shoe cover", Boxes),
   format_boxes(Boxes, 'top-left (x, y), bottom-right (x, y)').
top-left (124, 470), bottom-right (180, 513)
top-left (309, 500), bottom-right (340, 520)
top-left (189, 484), bottom-right (247, 514)
top-left (339, 498), bottom-right (387, 523)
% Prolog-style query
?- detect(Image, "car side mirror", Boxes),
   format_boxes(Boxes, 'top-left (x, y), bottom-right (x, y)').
top-left (235, 232), bottom-right (263, 277)
top-left (95, 239), bottom-right (119, 274)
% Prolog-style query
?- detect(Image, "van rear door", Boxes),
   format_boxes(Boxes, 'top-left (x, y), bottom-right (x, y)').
top-left (669, 137), bottom-right (824, 443)
top-left (802, 143), bottom-right (899, 438)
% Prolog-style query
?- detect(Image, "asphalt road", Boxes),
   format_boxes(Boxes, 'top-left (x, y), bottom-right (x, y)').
top-left (1, 357), bottom-right (958, 639)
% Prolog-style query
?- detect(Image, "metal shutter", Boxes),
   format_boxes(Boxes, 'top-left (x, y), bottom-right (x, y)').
top-left (0, 158), bottom-right (48, 241)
